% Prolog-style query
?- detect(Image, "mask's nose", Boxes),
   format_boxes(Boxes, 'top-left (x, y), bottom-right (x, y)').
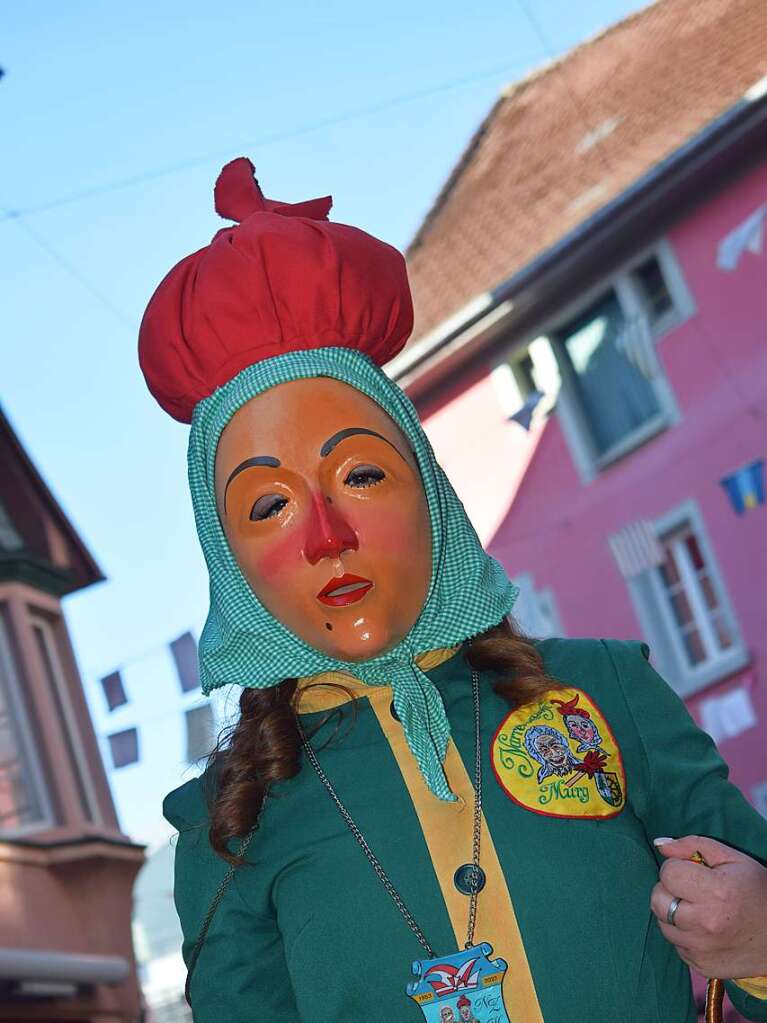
top-left (303, 491), bottom-right (359, 565)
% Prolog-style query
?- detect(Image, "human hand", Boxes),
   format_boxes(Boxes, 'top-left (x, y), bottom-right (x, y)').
top-left (650, 835), bottom-right (767, 979)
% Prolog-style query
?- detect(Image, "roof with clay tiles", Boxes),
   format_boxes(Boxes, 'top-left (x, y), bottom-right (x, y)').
top-left (405, 0), bottom-right (767, 344)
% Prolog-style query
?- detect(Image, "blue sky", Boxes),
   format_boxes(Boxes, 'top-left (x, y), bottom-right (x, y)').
top-left (2, 0), bottom-right (648, 848)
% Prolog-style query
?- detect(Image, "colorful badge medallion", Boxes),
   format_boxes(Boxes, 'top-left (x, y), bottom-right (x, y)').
top-left (407, 943), bottom-right (509, 1023)
top-left (491, 689), bottom-right (626, 818)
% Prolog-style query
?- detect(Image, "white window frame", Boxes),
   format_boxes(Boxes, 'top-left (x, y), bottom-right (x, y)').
top-left (0, 611), bottom-right (56, 837)
top-left (29, 612), bottom-right (102, 825)
top-left (622, 240), bottom-right (697, 336)
top-left (490, 336), bottom-right (562, 425)
top-left (499, 239), bottom-right (694, 483)
top-left (626, 500), bottom-right (749, 697)
top-left (510, 572), bottom-right (564, 639)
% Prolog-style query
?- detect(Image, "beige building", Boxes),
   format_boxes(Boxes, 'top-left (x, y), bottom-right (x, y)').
top-left (0, 405), bottom-right (145, 1022)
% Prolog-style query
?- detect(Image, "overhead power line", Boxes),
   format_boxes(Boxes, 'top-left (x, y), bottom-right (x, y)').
top-left (11, 215), bottom-right (135, 329)
top-left (0, 57), bottom-right (545, 224)
top-left (514, 0), bottom-right (616, 181)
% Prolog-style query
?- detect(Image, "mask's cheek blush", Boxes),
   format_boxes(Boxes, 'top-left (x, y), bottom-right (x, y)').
top-left (253, 530), bottom-right (302, 583)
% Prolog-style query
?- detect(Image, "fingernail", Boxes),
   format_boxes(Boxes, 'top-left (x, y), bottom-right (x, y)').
top-left (653, 837), bottom-right (674, 846)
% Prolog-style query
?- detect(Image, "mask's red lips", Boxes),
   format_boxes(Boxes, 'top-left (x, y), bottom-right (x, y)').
top-left (317, 573), bottom-right (373, 607)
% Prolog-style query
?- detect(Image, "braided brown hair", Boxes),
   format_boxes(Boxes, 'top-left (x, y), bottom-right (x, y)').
top-left (204, 616), bottom-right (560, 864)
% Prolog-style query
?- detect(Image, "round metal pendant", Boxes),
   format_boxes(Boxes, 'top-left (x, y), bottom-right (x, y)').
top-left (453, 863), bottom-right (486, 895)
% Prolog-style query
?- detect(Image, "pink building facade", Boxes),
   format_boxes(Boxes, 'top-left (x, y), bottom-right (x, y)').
top-left (409, 159), bottom-right (767, 811)
top-left (390, 17), bottom-right (767, 880)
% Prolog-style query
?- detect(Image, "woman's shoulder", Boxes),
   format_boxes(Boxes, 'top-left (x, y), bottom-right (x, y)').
top-left (163, 768), bottom-right (218, 831)
top-left (534, 634), bottom-right (650, 682)
top-left (530, 635), bottom-right (662, 739)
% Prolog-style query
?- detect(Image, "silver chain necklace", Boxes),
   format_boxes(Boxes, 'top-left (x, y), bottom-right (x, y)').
top-left (188, 669), bottom-right (512, 1021)
top-left (298, 668), bottom-right (484, 957)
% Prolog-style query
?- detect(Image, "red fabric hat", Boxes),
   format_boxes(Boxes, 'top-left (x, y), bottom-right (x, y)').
top-left (139, 157), bottom-right (413, 423)
top-left (457, 994), bottom-right (471, 1008)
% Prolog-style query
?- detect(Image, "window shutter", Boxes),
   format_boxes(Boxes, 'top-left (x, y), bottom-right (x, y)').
top-left (170, 633), bottom-right (199, 693)
top-left (100, 671), bottom-right (128, 712)
top-left (108, 728), bottom-right (139, 769)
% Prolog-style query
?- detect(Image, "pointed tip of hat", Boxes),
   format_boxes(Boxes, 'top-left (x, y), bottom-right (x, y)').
top-left (214, 157), bottom-right (265, 223)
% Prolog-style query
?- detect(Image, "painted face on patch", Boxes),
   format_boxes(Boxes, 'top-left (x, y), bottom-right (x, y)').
top-left (565, 714), bottom-right (598, 744)
top-left (534, 733), bottom-right (569, 768)
top-left (214, 377), bottom-right (432, 661)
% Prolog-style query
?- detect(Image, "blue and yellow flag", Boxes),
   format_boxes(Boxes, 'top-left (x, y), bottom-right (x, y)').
top-left (720, 458), bottom-right (764, 515)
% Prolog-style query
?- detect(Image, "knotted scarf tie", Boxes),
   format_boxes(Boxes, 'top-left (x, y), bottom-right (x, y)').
top-left (188, 347), bottom-right (519, 800)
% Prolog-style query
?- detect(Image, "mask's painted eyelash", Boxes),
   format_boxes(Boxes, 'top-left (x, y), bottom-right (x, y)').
top-left (345, 466), bottom-right (385, 488)
top-left (250, 496), bottom-right (288, 521)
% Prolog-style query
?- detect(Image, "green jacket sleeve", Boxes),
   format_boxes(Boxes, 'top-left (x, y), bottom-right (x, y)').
top-left (603, 639), bottom-right (767, 1021)
top-left (162, 778), bottom-right (301, 1022)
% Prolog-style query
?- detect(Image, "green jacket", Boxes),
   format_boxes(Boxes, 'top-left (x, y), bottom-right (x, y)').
top-left (163, 639), bottom-right (767, 1022)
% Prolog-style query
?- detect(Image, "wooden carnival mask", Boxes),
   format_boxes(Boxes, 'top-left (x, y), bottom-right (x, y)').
top-left (214, 377), bottom-right (432, 661)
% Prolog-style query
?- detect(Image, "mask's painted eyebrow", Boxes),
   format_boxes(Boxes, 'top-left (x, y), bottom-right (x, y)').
top-left (320, 427), bottom-right (408, 462)
top-left (224, 455), bottom-right (280, 511)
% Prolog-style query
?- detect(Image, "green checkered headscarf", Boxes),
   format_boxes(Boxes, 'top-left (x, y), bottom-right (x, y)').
top-left (188, 346), bottom-right (518, 801)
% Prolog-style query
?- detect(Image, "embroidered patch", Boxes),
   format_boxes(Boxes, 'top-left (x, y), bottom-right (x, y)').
top-left (491, 689), bottom-right (626, 818)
